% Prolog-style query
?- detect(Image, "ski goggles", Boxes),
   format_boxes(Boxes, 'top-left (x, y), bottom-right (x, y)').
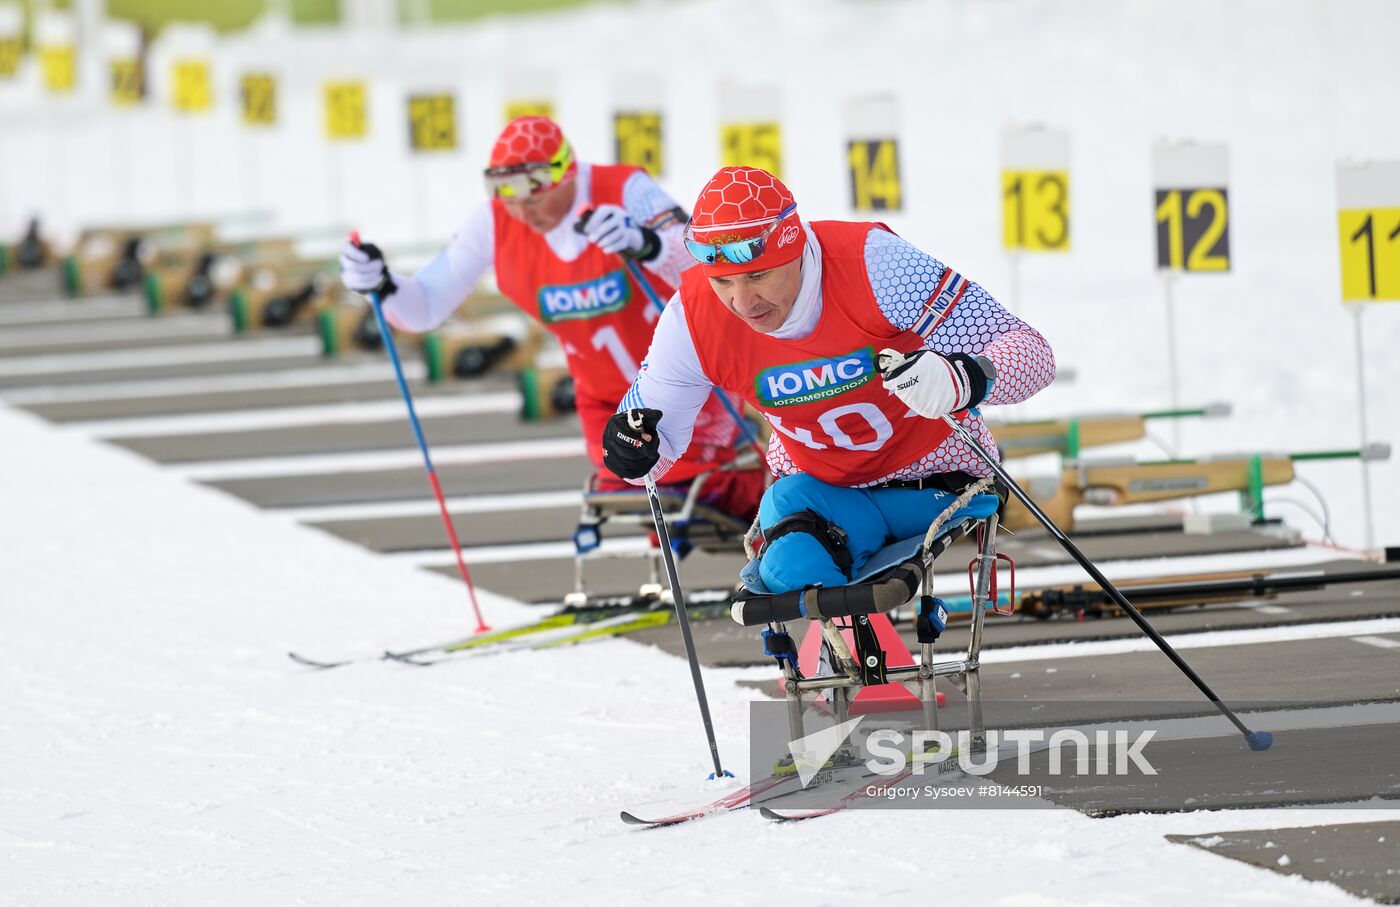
top-left (483, 139), bottom-right (575, 199)
top-left (683, 203), bottom-right (797, 266)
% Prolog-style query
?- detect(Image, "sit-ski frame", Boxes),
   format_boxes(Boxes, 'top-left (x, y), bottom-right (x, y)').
top-left (768, 512), bottom-right (1007, 755)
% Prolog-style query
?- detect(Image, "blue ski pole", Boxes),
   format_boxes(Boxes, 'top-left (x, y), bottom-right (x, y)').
top-left (350, 232), bottom-right (489, 633)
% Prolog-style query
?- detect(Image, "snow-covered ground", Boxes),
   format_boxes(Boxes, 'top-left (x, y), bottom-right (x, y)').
top-left (1, 396), bottom-right (1391, 905)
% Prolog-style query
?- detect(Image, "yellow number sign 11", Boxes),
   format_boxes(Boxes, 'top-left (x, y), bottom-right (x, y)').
top-left (1337, 161), bottom-right (1400, 302)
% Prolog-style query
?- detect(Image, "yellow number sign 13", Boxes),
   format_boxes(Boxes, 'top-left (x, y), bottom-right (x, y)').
top-left (1002, 170), bottom-right (1070, 251)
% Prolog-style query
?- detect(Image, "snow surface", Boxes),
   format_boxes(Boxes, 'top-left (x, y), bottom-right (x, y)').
top-left (1, 399), bottom-right (1390, 905)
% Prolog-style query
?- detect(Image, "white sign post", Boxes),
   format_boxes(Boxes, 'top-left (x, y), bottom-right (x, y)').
top-left (1335, 160), bottom-right (1400, 552)
top-left (1151, 141), bottom-right (1231, 456)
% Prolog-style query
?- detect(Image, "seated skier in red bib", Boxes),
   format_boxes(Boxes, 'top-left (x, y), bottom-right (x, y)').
top-left (602, 167), bottom-right (1055, 593)
top-left (339, 116), bottom-right (762, 520)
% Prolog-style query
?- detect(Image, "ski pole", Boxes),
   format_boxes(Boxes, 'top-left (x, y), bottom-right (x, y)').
top-left (621, 257), bottom-right (766, 458)
top-left (574, 209), bottom-right (766, 458)
top-left (350, 232), bottom-right (490, 633)
top-left (633, 416), bottom-right (731, 778)
top-left (937, 409), bottom-right (1273, 751)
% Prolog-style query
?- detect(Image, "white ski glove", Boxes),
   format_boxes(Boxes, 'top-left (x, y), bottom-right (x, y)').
top-left (339, 239), bottom-right (396, 298)
top-left (877, 348), bottom-right (994, 419)
top-left (580, 204), bottom-right (650, 257)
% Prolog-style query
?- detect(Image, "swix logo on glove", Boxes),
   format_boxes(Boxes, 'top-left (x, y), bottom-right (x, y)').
top-left (538, 270), bottom-right (631, 323)
top-left (755, 347), bottom-right (875, 407)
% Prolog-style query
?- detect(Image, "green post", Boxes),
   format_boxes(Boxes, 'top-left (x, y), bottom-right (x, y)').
top-left (423, 332), bottom-right (444, 384)
top-left (0, 243), bottom-right (9, 276)
top-left (318, 308), bottom-right (339, 358)
top-left (1245, 454), bottom-right (1265, 522)
top-left (62, 257), bottom-right (80, 297)
top-left (1065, 418), bottom-right (1082, 460)
top-left (519, 367), bottom-right (540, 421)
top-left (230, 290), bottom-right (249, 334)
top-left (144, 272), bottom-right (163, 316)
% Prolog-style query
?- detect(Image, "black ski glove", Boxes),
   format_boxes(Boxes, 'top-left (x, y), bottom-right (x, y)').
top-left (602, 408), bottom-right (663, 480)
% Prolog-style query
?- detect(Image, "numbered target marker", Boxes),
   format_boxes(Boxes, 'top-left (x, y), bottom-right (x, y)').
top-left (39, 45), bottom-right (75, 92)
top-left (172, 59), bottom-right (212, 113)
top-left (845, 96), bottom-right (902, 212)
top-left (614, 112), bottom-right (664, 176)
top-left (241, 72), bottom-right (277, 126)
top-left (1001, 127), bottom-right (1070, 252)
top-left (1337, 161), bottom-right (1400, 302)
top-left (104, 23), bottom-right (145, 107)
top-left (1152, 142), bottom-right (1230, 272)
top-left (35, 12), bottom-right (76, 93)
top-left (0, 37), bottom-right (19, 79)
top-left (109, 58), bottom-right (143, 105)
top-left (719, 82), bottom-right (782, 177)
top-left (324, 80), bottom-right (368, 140)
top-left (612, 76), bottom-right (664, 176)
top-left (0, 6), bottom-right (20, 79)
top-left (407, 93), bottom-right (458, 152)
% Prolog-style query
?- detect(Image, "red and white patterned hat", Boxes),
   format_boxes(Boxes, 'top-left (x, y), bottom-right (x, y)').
top-left (488, 115), bottom-right (577, 183)
top-left (688, 166), bottom-right (804, 276)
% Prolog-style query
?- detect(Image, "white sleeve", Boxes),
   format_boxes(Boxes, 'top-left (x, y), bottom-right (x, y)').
top-left (616, 295), bottom-right (715, 479)
top-left (621, 170), bottom-right (694, 290)
top-left (382, 203), bottom-right (495, 332)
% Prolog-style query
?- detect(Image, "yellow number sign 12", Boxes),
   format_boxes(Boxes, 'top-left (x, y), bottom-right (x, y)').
top-left (1154, 188), bottom-right (1229, 271)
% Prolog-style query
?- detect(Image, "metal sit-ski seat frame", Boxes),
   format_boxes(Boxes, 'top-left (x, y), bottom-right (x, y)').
top-left (732, 483), bottom-right (1009, 753)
